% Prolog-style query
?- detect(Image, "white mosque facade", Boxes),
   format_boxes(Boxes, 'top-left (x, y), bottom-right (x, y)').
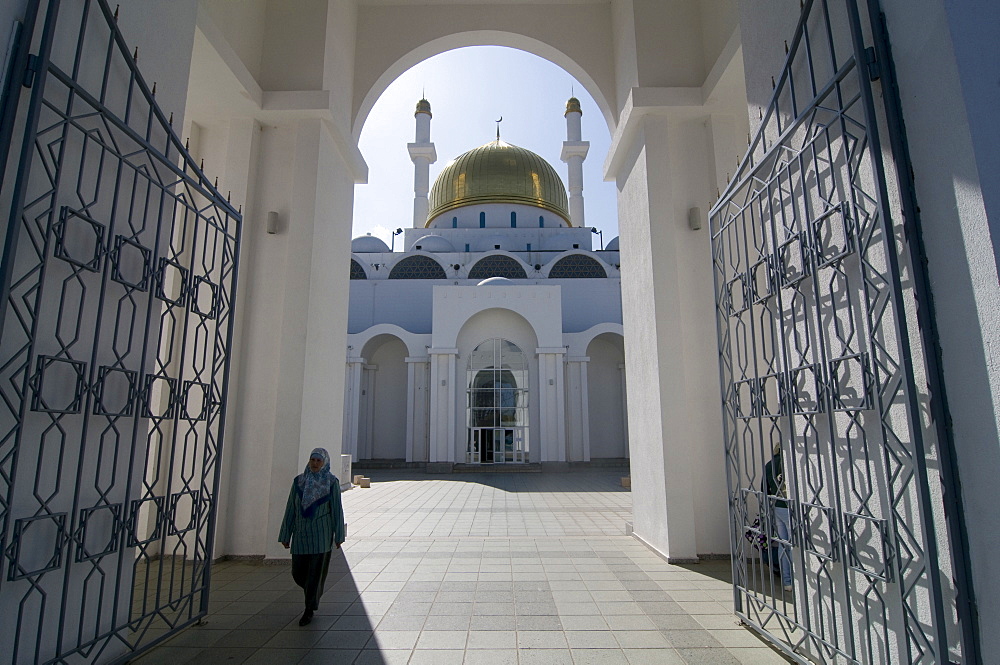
top-left (344, 99), bottom-right (628, 467)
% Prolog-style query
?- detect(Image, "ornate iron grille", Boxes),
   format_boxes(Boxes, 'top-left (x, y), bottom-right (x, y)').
top-left (468, 254), bottom-right (527, 280)
top-left (0, 1), bottom-right (241, 663)
top-left (387, 254), bottom-right (447, 279)
top-left (710, 1), bottom-right (974, 663)
top-left (547, 254), bottom-right (606, 279)
top-left (349, 258), bottom-right (367, 280)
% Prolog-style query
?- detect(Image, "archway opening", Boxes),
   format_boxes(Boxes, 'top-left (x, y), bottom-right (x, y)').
top-left (352, 45), bottom-right (618, 247)
top-left (357, 335), bottom-right (409, 461)
top-left (586, 333), bottom-right (628, 460)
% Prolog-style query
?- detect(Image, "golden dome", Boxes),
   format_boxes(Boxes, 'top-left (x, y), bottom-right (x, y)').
top-left (426, 140), bottom-right (571, 227)
top-left (415, 98), bottom-right (431, 116)
top-left (565, 97), bottom-right (582, 115)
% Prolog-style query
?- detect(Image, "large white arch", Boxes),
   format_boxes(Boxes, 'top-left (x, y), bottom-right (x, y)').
top-left (352, 28), bottom-right (616, 138)
top-left (348, 324), bottom-right (429, 359)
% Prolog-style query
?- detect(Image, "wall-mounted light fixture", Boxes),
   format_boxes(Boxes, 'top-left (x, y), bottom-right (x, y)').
top-left (391, 227), bottom-right (403, 252)
top-left (266, 211), bottom-right (280, 234)
top-left (687, 207), bottom-right (702, 231)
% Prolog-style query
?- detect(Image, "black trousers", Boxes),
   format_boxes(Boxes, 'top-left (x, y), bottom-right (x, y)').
top-left (291, 551), bottom-right (332, 610)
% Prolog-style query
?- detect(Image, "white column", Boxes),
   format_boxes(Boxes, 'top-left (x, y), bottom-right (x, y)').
top-left (428, 348), bottom-right (458, 463)
top-left (342, 357), bottom-right (365, 461)
top-left (536, 348), bottom-right (567, 462)
top-left (408, 99), bottom-right (437, 228)
top-left (405, 359), bottom-right (416, 462)
top-left (560, 98), bottom-right (589, 227)
top-left (564, 356), bottom-right (591, 462)
top-left (619, 362), bottom-right (629, 453)
top-left (605, 111), bottom-right (728, 562)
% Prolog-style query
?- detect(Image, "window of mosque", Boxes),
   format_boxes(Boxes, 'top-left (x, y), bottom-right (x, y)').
top-left (480, 212), bottom-right (486, 228)
top-left (349, 259), bottom-right (367, 280)
top-left (510, 212), bottom-right (516, 228)
top-left (468, 254), bottom-right (528, 280)
top-left (466, 339), bottom-right (528, 464)
top-left (387, 255), bottom-right (447, 279)
top-left (548, 254), bottom-right (608, 278)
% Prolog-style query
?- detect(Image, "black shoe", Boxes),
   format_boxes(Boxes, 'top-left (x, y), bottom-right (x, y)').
top-left (298, 609), bottom-right (314, 626)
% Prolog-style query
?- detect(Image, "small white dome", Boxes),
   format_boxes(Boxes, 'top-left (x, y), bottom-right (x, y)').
top-left (351, 235), bottom-right (390, 253)
top-left (604, 236), bottom-right (620, 251)
top-left (477, 277), bottom-right (512, 286)
top-left (410, 234), bottom-right (454, 252)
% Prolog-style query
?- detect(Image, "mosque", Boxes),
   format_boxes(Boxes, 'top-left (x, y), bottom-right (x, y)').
top-left (1, 1), bottom-right (998, 663)
top-left (344, 98), bottom-right (627, 467)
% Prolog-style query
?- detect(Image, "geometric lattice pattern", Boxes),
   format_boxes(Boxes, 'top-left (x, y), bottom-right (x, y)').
top-left (546, 254), bottom-right (607, 278)
top-left (0, 1), bottom-right (241, 663)
top-left (349, 259), bottom-right (367, 280)
top-left (387, 255), bottom-right (447, 279)
top-left (709, 2), bottom-right (964, 664)
top-left (468, 254), bottom-right (527, 280)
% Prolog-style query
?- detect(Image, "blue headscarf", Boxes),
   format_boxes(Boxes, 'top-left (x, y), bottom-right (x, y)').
top-left (296, 447), bottom-right (335, 517)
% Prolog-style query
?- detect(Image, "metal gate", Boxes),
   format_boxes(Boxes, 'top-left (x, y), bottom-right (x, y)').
top-left (710, 1), bottom-right (976, 663)
top-left (0, 1), bottom-right (241, 663)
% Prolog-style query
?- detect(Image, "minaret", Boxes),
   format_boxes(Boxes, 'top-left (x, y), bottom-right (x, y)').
top-left (407, 98), bottom-right (437, 227)
top-left (560, 97), bottom-right (590, 227)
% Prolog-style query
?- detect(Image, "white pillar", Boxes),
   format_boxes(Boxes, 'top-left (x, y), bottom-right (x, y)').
top-left (405, 359), bottom-right (415, 462)
top-left (605, 110), bottom-right (729, 562)
top-left (619, 362), bottom-right (629, 453)
top-left (564, 356), bottom-right (591, 462)
top-left (560, 97), bottom-right (589, 227)
top-left (536, 348), bottom-right (567, 462)
top-left (408, 99), bottom-right (437, 228)
top-left (428, 348), bottom-right (458, 463)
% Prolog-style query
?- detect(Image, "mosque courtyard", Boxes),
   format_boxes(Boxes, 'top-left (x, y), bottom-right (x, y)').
top-left (131, 470), bottom-right (790, 665)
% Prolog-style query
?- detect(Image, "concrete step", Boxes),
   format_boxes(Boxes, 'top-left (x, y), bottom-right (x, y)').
top-left (452, 463), bottom-right (542, 473)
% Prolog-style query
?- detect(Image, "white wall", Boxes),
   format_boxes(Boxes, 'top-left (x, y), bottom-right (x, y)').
top-left (879, 0), bottom-right (1000, 654)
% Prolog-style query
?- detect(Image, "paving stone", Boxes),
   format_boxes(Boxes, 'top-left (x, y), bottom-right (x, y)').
top-left (134, 471), bottom-right (790, 665)
top-left (675, 647), bottom-right (743, 664)
top-left (571, 648), bottom-right (629, 664)
top-left (467, 629), bottom-right (517, 649)
top-left (410, 649), bottom-right (466, 665)
top-left (416, 629), bottom-right (468, 649)
top-left (517, 630), bottom-right (568, 649)
top-left (463, 649), bottom-right (519, 665)
top-left (516, 648), bottom-right (573, 665)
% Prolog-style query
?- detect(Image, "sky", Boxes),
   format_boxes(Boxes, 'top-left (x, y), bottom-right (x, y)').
top-left (352, 46), bottom-right (618, 249)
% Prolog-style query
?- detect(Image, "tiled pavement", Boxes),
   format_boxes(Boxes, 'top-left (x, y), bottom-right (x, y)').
top-left (132, 470), bottom-right (790, 665)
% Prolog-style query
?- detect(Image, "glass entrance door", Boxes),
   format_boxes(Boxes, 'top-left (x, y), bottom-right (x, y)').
top-left (467, 427), bottom-right (526, 464)
top-left (467, 339), bottom-right (529, 464)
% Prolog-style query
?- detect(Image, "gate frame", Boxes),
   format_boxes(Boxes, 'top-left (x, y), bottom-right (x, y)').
top-left (709, 0), bottom-right (979, 662)
top-left (0, 0), bottom-right (243, 662)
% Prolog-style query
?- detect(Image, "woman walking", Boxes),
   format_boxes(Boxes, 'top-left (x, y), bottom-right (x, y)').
top-left (279, 447), bottom-right (346, 626)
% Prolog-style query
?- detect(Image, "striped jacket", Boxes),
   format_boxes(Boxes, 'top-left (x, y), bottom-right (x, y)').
top-left (278, 477), bottom-right (346, 555)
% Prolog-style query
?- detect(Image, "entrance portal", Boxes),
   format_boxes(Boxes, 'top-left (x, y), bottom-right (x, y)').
top-left (467, 339), bottom-right (528, 463)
